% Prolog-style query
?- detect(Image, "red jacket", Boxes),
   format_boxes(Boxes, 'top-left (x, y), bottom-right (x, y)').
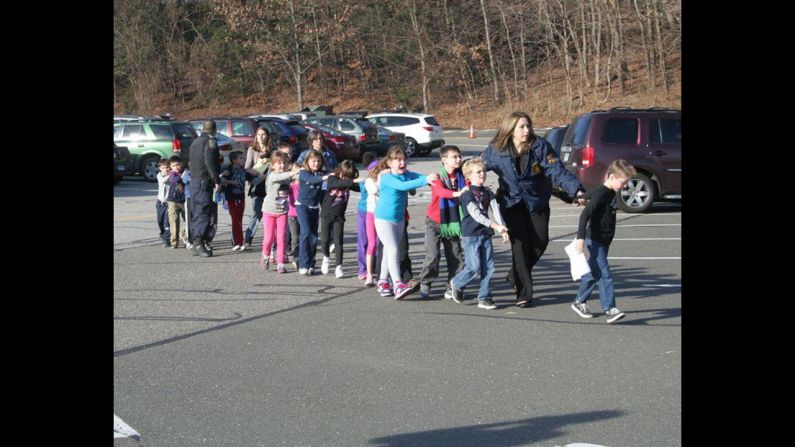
top-left (425, 173), bottom-right (466, 224)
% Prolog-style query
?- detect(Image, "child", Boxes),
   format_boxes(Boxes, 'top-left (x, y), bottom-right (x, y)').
top-left (276, 143), bottom-right (296, 263)
top-left (261, 151), bottom-right (301, 272)
top-left (362, 156), bottom-right (381, 286)
top-left (219, 151), bottom-right (266, 251)
top-left (320, 160), bottom-right (363, 278)
top-left (295, 150), bottom-right (330, 275)
top-left (166, 156), bottom-right (189, 248)
top-left (155, 159), bottom-right (171, 247)
top-left (417, 145), bottom-right (468, 299)
top-left (356, 152), bottom-right (377, 281)
top-left (287, 168), bottom-right (301, 271)
top-left (570, 159), bottom-right (636, 323)
top-left (374, 146), bottom-right (438, 299)
top-left (449, 157), bottom-right (509, 310)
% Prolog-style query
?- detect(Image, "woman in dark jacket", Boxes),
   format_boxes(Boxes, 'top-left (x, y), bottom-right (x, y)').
top-left (481, 111), bottom-right (585, 307)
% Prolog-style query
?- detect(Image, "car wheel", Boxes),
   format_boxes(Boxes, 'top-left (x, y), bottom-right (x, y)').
top-left (140, 155), bottom-right (160, 182)
top-left (404, 138), bottom-right (417, 157)
top-left (114, 174), bottom-right (123, 185)
top-left (618, 173), bottom-right (656, 213)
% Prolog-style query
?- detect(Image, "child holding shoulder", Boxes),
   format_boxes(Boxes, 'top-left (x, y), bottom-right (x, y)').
top-left (570, 159), bottom-right (636, 323)
top-left (361, 156), bottom-right (382, 286)
top-left (417, 145), bottom-right (468, 299)
top-left (219, 151), bottom-right (267, 251)
top-left (448, 157), bottom-right (509, 310)
top-left (320, 160), bottom-right (364, 278)
top-left (155, 159), bottom-right (171, 247)
top-left (295, 150), bottom-right (331, 275)
top-left (355, 152), bottom-right (377, 282)
top-left (165, 156), bottom-right (189, 249)
top-left (260, 150), bottom-right (301, 272)
top-left (374, 146), bottom-right (438, 299)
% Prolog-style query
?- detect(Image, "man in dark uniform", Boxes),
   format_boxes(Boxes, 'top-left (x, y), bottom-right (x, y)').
top-left (188, 120), bottom-right (222, 257)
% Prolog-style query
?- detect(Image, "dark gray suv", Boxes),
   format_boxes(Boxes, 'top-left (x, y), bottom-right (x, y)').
top-left (560, 108), bottom-right (681, 213)
top-left (304, 115), bottom-right (380, 155)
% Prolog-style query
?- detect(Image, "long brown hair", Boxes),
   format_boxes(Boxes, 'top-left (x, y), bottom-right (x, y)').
top-left (333, 159), bottom-right (359, 179)
top-left (251, 126), bottom-right (271, 154)
top-left (490, 111), bottom-right (535, 154)
top-left (369, 145), bottom-right (405, 179)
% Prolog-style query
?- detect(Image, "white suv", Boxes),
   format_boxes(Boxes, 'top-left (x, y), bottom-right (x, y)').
top-left (366, 113), bottom-right (445, 157)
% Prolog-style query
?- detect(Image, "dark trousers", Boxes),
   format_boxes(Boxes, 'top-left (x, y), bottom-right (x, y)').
top-left (156, 200), bottom-right (170, 242)
top-left (296, 205), bottom-right (319, 269)
top-left (189, 184), bottom-right (218, 241)
top-left (502, 201), bottom-right (550, 301)
top-left (376, 223), bottom-right (412, 280)
top-left (418, 217), bottom-right (464, 286)
top-left (288, 216), bottom-right (299, 258)
top-left (320, 213), bottom-right (345, 265)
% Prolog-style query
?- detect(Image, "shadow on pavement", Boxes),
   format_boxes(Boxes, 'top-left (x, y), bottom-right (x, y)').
top-left (368, 409), bottom-right (624, 447)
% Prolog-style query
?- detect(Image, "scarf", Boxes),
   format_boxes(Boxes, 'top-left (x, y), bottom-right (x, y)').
top-left (438, 167), bottom-right (466, 238)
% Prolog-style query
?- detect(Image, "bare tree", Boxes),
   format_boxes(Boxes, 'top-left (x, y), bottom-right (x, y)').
top-left (480, 0), bottom-right (500, 104)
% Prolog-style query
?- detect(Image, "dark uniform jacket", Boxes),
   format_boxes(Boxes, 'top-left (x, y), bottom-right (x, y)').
top-left (481, 137), bottom-right (582, 213)
top-left (188, 132), bottom-right (221, 189)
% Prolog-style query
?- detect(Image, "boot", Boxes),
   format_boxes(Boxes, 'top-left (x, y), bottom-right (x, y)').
top-left (194, 237), bottom-right (212, 257)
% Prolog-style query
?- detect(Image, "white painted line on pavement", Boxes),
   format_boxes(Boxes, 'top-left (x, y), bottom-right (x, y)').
top-left (551, 238), bottom-right (681, 242)
top-left (550, 224), bottom-right (681, 228)
top-left (114, 414), bottom-right (141, 442)
top-left (608, 257), bottom-right (681, 260)
top-left (641, 284), bottom-right (681, 287)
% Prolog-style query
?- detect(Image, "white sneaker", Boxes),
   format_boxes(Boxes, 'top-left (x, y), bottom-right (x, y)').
top-left (185, 241), bottom-right (194, 250)
top-left (605, 307), bottom-right (626, 323)
top-left (335, 265), bottom-right (344, 278)
top-left (321, 256), bottom-right (330, 275)
top-left (232, 245), bottom-right (242, 251)
top-left (308, 267), bottom-right (315, 275)
top-left (299, 268), bottom-right (308, 275)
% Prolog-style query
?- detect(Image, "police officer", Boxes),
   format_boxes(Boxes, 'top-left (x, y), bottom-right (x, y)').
top-left (481, 111), bottom-right (586, 308)
top-left (188, 120), bottom-right (222, 257)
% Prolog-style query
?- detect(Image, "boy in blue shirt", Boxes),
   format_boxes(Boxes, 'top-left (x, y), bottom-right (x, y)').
top-left (449, 157), bottom-right (509, 310)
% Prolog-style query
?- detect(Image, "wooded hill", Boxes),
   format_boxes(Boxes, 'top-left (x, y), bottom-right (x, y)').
top-left (114, 0), bottom-right (681, 128)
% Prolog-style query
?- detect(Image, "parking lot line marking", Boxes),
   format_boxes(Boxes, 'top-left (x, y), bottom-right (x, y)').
top-left (114, 214), bottom-right (153, 222)
top-left (551, 238), bottom-right (681, 242)
top-left (114, 414), bottom-right (141, 441)
top-left (550, 224), bottom-right (681, 228)
top-left (641, 284), bottom-right (681, 287)
top-left (608, 257), bottom-right (681, 259)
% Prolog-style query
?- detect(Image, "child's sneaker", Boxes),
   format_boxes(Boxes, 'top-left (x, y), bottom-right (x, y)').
top-left (335, 265), bottom-right (344, 278)
top-left (232, 245), bottom-right (242, 251)
top-left (605, 307), bottom-right (626, 323)
top-left (299, 268), bottom-right (308, 275)
top-left (477, 298), bottom-right (498, 310)
top-left (364, 275), bottom-right (375, 287)
top-left (242, 242), bottom-right (251, 250)
top-left (419, 284), bottom-right (431, 299)
top-left (307, 267), bottom-right (315, 275)
top-left (276, 264), bottom-right (286, 274)
top-left (321, 256), bottom-right (330, 275)
top-left (292, 260), bottom-right (299, 270)
top-left (377, 280), bottom-right (393, 297)
top-left (185, 241), bottom-right (194, 249)
top-left (448, 280), bottom-right (463, 303)
top-left (393, 282), bottom-right (412, 300)
top-left (163, 240), bottom-right (171, 248)
top-left (571, 301), bottom-right (594, 319)
top-left (261, 255), bottom-right (270, 270)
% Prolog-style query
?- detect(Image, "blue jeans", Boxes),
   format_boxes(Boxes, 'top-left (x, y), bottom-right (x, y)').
top-left (451, 235), bottom-right (495, 300)
top-left (296, 205), bottom-right (319, 269)
top-left (575, 239), bottom-right (615, 310)
top-left (244, 195), bottom-right (264, 243)
top-left (156, 200), bottom-right (170, 242)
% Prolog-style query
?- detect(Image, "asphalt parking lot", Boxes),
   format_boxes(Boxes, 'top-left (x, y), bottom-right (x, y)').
top-left (114, 130), bottom-right (680, 446)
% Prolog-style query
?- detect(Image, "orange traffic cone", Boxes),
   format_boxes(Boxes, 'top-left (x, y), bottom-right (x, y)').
top-left (468, 124), bottom-right (476, 138)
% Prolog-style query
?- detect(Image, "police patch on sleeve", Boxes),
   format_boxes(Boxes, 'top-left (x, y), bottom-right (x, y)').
top-left (546, 153), bottom-right (558, 164)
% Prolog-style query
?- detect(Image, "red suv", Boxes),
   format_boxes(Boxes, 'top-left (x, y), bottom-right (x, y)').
top-left (560, 108), bottom-right (681, 213)
top-left (188, 116), bottom-right (259, 147)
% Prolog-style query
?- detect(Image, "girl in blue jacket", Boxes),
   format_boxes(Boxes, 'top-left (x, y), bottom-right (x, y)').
top-left (481, 111), bottom-right (585, 308)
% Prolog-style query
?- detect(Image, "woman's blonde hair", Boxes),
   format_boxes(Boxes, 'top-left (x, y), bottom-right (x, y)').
top-left (490, 111), bottom-right (535, 154)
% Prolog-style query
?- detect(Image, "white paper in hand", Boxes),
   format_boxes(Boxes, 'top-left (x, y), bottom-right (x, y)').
top-left (564, 239), bottom-right (591, 281)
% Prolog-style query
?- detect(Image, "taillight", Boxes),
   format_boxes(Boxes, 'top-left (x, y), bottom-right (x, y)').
top-left (358, 134), bottom-right (367, 142)
top-left (172, 139), bottom-right (181, 153)
top-left (422, 126), bottom-right (434, 132)
top-left (288, 135), bottom-right (298, 144)
top-left (581, 145), bottom-right (594, 167)
top-left (388, 135), bottom-right (396, 141)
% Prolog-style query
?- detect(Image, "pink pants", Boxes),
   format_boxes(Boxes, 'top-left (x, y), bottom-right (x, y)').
top-left (366, 212), bottom-right (378, 256)
top-left (262, 212), bottom-right (288, 263)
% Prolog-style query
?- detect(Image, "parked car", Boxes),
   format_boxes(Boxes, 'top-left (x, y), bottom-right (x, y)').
top-left (366, 113), bottom-right (445, 157)
top-left (544, 125), bottom-right (569, 157)
top-left (249, 113), bottom-right (304, 121)
top-left (113, 143), bottom-right (133, 184)
top-left (301, 122), bottom-right (360, 161)
top-left (188, 116), bottom-right (259, 148)
top-left (304, 114), bottom-right (380, 156)
top-left (250, 116), bottom-right (309, 161)
top-left (167, 121), bottom-right (199, 166)
top-left (374, 126), bottom-right (406, 156)
top-left (113, 120), bottom-right (182, 182)
top-left (559, 107), bottom-right (681, 213)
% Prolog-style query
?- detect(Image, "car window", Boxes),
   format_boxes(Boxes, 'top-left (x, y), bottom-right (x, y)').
top-left (603, 118), bottom-right (638, 144)
top-left (650, 118), bottom-right (681, 145)
top-left (171, 123), bottom-right (196, 138)
top-left (150, 124), bottom-right (175, 140)
top-left (400, 117), bottom-right (420, 126)
top-left (189, 122), bottom-right (203, 132)
top-left (289, 124), bottom-right (307, 136)
top-left (232, 119), bottom-right (253, 136)
top-left (114, 126), bottom-right (122, 140)
top-left (122, 124), bottom-right (147, 140)
top-left (564, 115), bottom-right (592, 147)
top-left (339, 119), bottom-right (355, 131)
top-left (424, 116), bottom-right (440, 126)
